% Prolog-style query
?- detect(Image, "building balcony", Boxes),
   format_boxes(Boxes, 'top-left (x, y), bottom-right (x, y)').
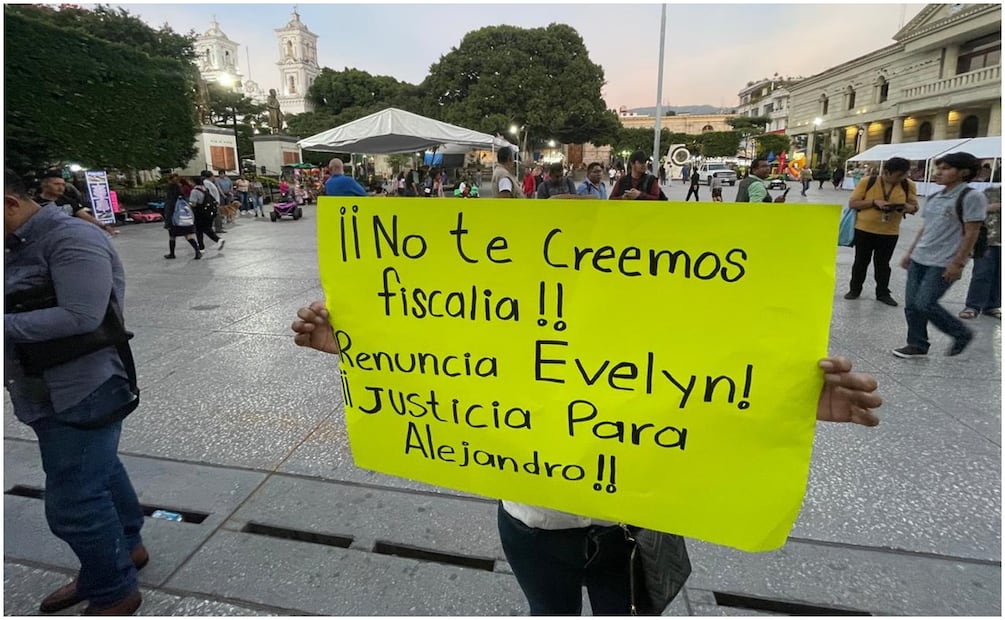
top-left (901, 64), bottom-right (1000, 100)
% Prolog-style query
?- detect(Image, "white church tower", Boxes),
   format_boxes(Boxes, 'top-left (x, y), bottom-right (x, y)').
top-left (193, 18), bottom-right (244, 92)
top-left (275, 8), bottom-right (320, 116)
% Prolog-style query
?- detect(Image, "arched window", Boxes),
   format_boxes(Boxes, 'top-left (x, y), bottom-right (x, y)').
top-left (960, 115), bottom-right (980, 138)
top-left (288, 75), bottom-right (296, 94)
top-left (918, 121), bottom-right (933, 141)
top-left (876, 76), bottom-right (889, 103)
top-left (820, 94), bottom-right (829, 116)
top-left (701, 125), bottom-right (714, 133)
top-left (846, 86), bottom-right (856, 110)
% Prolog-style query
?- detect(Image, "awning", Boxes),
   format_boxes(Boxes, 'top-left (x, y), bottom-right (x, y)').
top-left (297, 107), bottom-right (515, 154)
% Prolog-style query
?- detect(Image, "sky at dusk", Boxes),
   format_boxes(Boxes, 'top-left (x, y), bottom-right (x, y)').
top-left (119, 2), bottom-right (926, 110)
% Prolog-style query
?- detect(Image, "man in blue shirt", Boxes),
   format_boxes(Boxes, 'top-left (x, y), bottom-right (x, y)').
top-left (576, 162), bottom-right (608, 200)
top-left (324, 158), bottom-right (367, 197)
top-left (4, 169), bottom-right (147, 615)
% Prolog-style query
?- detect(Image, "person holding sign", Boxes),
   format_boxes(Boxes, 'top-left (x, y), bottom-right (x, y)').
top-left (290, 301), bottom-right (883, 616)
top-left (609, 151), bottom-right (662, 200)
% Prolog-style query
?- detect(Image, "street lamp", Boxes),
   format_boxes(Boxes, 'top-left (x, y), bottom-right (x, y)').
top-left (811, 117), bottom-right (823, 168)
top-left (217, 73), bottom-right (241, 173)
top-left (509, 123), bottom-right (528, 177)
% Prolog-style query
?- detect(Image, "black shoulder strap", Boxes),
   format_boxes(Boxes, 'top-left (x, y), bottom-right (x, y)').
top-left (900, 179), bottom-right (910, 196)
top-left (865, 175), bottom-right (878, 193)
top-left (955, 186), bottom-right (975, 225)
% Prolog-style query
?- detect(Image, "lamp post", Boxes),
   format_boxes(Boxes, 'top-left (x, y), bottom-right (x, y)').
top-left (509, 124), bottom-right (528, 177)
top-left (812, 117), bottom-right (823, 168)
top-left (217, 73), bottom-right (241, 173)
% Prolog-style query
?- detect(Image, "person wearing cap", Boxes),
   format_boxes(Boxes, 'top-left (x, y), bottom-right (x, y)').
top-left (893, 151), bottom-right (988, 359)
top-left (609, 150), bottom-right (661, 200)
top-left (35, 172), bottom-right (117, 236)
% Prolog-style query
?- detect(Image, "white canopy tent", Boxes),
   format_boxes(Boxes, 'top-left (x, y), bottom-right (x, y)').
top-left (844, 136), bottom-right (1002, 192)
top-left (297, 107), bottom-right (515, 154)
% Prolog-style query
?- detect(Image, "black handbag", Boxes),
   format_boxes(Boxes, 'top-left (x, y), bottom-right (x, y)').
top-left (622, 525), bottom-right (692, 616)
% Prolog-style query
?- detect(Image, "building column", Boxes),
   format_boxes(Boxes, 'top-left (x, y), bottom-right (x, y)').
top-left (891, 116), bottom-right (905, 144)
top-left (806, 131), bottom-right (816, 161)
top-left (856, 124), bottom-right (868, 154)
top-left (933, 110), bottom-right (949, 140)
top-left (988, 101), bottom-right (1002, 137)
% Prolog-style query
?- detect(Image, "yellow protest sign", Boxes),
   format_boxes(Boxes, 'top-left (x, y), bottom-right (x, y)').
top-left (317, 197), bottom-right (840, 552)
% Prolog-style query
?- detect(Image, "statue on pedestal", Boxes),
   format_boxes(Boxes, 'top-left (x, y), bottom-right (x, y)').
top-left (267, 89), bottom-right (285, 134)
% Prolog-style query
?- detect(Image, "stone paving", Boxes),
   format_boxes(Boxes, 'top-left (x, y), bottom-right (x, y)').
top-left (4, 180), bottom-right (1001, 616)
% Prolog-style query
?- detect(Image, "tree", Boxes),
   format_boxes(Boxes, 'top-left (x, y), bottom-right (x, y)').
top-left (699, 132), bottom-right (743, 158)
top-left (726, 116), bottom-right (771, 133)
top-left (755, 133), bottom-right (791, 158)
top-left (422, 24), bottom-right (617, 145)
top-left (205, 82), bottom-right (264, 161)
top-left (4, 5), bottom-right (198, 175)
top-left (308, 67), bottom-right (411, 113)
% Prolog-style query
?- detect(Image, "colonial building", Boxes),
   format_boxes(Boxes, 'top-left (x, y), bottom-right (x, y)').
top-left (786, 3), bottom-right (1001, 166)
top-left (736, 78), bottom-right (800, 133)
top-left (274, 8), bottom-right (320, 116)
top-left (617, 108), bottom-right (733, 133)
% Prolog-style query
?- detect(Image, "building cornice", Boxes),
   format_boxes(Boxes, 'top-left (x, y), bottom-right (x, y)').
top-left (786, 43), bottom-right (903, 92)
top-left (894, 3), bottom-right (998, 43)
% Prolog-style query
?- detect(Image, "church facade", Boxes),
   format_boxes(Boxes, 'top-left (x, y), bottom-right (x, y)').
top-left (193, 8), bottom-right (319, 113)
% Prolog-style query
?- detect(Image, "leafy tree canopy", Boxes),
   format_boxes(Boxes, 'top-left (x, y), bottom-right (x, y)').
top-left (5, 6), bottom-right (198, 174)
top-left (755, 133), bottom-right (791, 158)
top-left (422, 23), bottom-right (619, 146)
top-left (699, 131), bottom-right (743, 158)
top-left (726, 116), bottom-right (771, 133)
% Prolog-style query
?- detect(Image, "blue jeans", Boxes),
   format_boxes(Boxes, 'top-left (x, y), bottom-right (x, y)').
top-left (904, 260), bottom-right (971, 352)
top-left (30, 415), bottom-right (143, 606)
top-left (965, 246), bottom-right (1001, 311)
top-left (497, 504), bottom-right (640, 615)
top-left (237, 191), bottom-right (250, 212)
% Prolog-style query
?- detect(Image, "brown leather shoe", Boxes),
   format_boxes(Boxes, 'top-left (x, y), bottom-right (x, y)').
top-left (83, 588), bottom-right (141, 616)
top-left (38, 545), bottom-right (149, 613)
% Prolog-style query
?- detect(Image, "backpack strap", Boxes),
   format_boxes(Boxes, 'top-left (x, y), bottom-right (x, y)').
top-left (954, 186), bottom-right (975, 225)
top-left (865, 175), bottom-right (878, 193)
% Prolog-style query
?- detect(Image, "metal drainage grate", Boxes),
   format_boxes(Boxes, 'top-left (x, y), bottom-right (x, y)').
top-left (5, 485), bottom-right (210, 524)
top-left (713, 592), bottom-right (871, 616)
top-left (241, 522), bottom-right (353, 549)
top-left (372, 540), bottom-right (496, 572)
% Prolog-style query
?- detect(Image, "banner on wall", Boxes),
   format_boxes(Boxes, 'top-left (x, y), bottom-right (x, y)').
top-left (84, 170), bottom-right (116, 225)
top-left (317, 197), bottom-right (841, 552)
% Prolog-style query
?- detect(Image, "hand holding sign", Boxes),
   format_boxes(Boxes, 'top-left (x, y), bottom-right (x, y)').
top-left (313, 197), bottom-right (880, 551)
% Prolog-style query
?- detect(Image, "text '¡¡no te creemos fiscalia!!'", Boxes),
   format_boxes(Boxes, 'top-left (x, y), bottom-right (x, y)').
top-left (336, 208), bottom-right (749, 322)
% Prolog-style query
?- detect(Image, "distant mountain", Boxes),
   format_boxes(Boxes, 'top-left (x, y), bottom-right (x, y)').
top-left (629, 105), bottom-right (735, 116)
